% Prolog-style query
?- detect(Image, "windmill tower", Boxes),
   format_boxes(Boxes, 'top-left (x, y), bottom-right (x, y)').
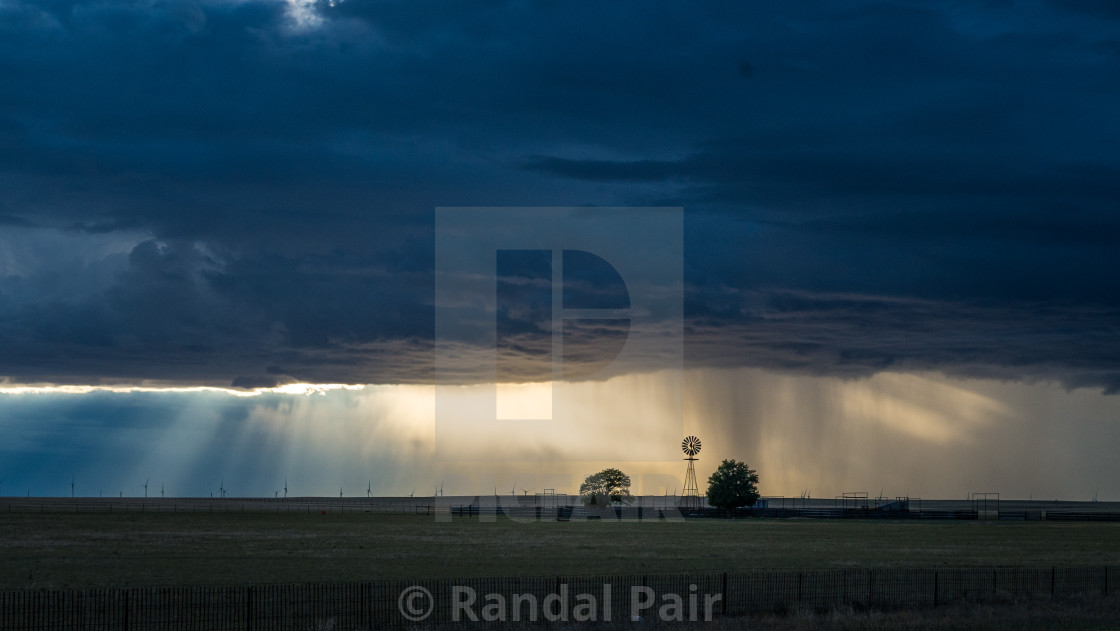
top-left (679, 435), bottom-right (702, 510)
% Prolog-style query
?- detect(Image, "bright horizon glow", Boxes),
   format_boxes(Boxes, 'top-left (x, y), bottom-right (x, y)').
top-left (495, 381), bottom-right (553, 420)
top-left (2, 369), bottom-right (1119, 499)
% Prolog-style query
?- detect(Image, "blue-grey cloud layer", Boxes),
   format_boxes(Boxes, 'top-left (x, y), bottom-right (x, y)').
top-left (0, 0), bottom-right (1118, 389)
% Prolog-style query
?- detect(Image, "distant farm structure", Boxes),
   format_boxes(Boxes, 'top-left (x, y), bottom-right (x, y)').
top-left (2, 494), bottom-right (1120, 522)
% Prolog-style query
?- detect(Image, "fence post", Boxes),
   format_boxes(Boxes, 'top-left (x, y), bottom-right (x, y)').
top-left (246, 584), bottom-right (252, 631)
top-left (721, 571), bottom-right (727, 615)
top-left (868, 569), bottom-right (873, 608)
top-left (123, 589), bottom-right (129, 631)
top-left (365, 582), bottom-right (373, 629)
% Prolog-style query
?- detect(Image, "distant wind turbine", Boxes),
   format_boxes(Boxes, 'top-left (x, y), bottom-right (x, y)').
top-left (71, 475), bottom-right (75, 498)
top-left (161, 483), bottom-right (165, 498)
top-left (409, 489), bottom-right (414, 498)
top-left (141, 477), bottom-right (149, 499)
top-left (439, 481), bottom-right (444, 497)
top-left (339, 486), bottom-right (343, 498)
top-left (367, 480), bottom-right (372, 498)
top-left (284, 478), bottom-right (288, 498)
top-left (218, 477), bottom-right (227, 499)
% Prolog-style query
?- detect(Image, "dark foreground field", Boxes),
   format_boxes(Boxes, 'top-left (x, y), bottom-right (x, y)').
top-left (3, 511), bottom-right (1120, 589)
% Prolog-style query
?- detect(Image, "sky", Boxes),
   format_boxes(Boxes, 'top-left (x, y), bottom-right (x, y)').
top-left (0, 0), bottom-right (1118, 500)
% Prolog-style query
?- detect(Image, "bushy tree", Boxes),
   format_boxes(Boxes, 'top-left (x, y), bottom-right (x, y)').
top-left (579, 468), bottom-right (634, 505)
top-left (706, 459), bottom-right (760, 515)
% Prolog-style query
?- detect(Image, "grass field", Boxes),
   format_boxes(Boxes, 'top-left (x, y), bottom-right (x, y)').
top-left (3, 512), bottom-right (1120, 589)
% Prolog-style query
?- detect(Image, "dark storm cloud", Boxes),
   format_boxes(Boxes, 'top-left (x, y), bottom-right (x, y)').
top-left (0, 0), bottom-right (1117, 390)
top-left (686, 289), bottom-right (1120, 394)
top-left (1048, 0), bottom-right (1120, 19)
top-left (0, 213), bottom-right (32, 226)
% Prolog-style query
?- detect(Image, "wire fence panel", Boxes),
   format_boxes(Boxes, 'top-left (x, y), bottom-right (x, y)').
top-left (2, 566), bottom-right (1119, 629)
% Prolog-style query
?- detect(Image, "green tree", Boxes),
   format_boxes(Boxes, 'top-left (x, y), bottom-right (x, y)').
top-left (705, 459), bottom-right (760, 515)
top-left (579, 468), bottom-right (634, 505)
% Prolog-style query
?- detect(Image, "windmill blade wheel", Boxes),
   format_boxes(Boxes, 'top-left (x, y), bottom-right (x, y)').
top-left (681, 435), bottom-right (702, 456)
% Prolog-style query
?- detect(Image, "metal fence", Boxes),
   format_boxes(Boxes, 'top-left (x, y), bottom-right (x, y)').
top-left (7, 498), bottom-right (1120, 522)
top-left (1, 566), bottom-right (1115, 630)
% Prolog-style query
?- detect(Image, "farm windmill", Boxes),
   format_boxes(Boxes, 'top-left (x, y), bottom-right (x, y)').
top-left (679, 435), bottom-right (702, 510)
